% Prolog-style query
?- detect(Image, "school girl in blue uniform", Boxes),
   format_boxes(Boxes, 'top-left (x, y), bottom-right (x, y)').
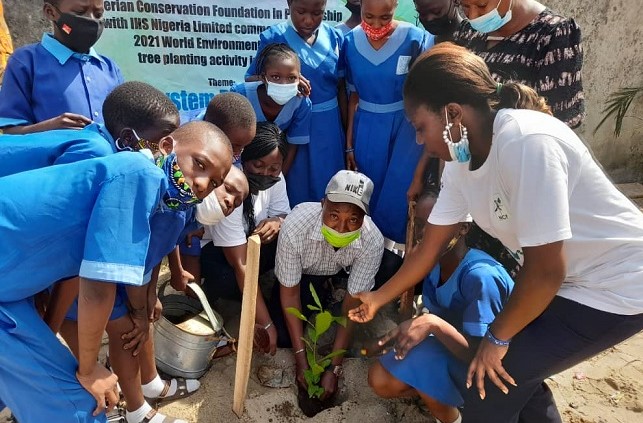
top-left (233, 43), bottom-right (312, 206)
top-left (246, 0), bottom-right (345, 205)
top-left (368, 190), bottom-right (514, 423)
top-left (343, 0), bottom-right (433, 244)
top-left (0, 0), bottom-right (122, 133)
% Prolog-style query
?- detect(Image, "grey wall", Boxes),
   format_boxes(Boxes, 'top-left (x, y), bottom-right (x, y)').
top-left (4, 0), bottom-right (642, 181)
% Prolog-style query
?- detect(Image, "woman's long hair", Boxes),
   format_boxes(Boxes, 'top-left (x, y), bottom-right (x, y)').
top-left (404, 43), bottom-right (551, 115)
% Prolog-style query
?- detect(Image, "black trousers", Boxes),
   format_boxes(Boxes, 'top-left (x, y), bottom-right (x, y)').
top-left (461, 296), bottom-right (643, 423)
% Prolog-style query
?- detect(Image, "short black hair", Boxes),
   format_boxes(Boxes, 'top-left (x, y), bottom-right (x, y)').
top-left (254, 43), bottom-right (300, 75)
top-left (203, 92), bottom-right (256, 135)
top-left (102, 81), bottom-right (179, 137)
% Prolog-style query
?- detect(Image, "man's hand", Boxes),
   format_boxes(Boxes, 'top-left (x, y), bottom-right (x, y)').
top-left (253, 217), bottom-right (282, 244)
top-left (378, 315), bottom-right (433, 360)
top-left (320, 370), bottom-right (338, 401)
top-left (76, 363), bottom-right (119, 416)
top-left (122, 306), bottom-right (149, 356)
top-left (294, 355), bottom-right (309, 391)
top-left (347, 291), bottom-right (382, 323)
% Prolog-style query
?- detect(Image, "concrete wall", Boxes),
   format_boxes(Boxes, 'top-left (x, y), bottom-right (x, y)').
top-left (4, 0), bottom-right (642, 181)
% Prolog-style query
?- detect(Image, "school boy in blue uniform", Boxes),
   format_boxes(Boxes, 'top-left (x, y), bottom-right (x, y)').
top-left (0, 0), bottom-right (122, 133)
top-left (0, 121), bottom-right (232, 423)
top-left (0, 81), bottom-right (180, 179)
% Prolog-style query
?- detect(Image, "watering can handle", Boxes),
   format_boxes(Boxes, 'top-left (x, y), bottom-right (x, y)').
top-left (186, 282), bottom-right (225, 335)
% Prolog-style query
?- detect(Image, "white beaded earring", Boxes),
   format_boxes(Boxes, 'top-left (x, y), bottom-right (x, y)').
top-left (443, 107), bottom-right (471, 163)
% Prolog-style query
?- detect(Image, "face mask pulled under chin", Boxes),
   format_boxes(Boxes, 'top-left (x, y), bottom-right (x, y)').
top-left (265, 81), bottom-right (299, 105)
top-left (53, 7), bottom-right (104, 53)
top-left (467, 0), bottom-right (513, 33)
top-left (195, 193), bottom-right (226, 225)
top-left (156, 152), bottom-right (201, 211)
top-left (321, 224), bottom-right (361, 248)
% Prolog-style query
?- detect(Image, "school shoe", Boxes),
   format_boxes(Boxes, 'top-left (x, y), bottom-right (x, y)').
top-left (144, 377), bottom-right (198, 408)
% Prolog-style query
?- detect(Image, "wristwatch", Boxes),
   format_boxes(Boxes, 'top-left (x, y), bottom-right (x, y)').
top-left (331, 364), bottom-right (343, 378)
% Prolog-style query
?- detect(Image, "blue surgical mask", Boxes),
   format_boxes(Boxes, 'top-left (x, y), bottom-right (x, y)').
top-left (156, 152), bottom-right (201, 211)
top-left (468, 0), bottom-right (513, 34)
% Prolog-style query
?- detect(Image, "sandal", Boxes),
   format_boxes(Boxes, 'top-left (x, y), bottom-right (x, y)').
top-left (145, 377), bottom-right (195, 407)
top-left (140, 409), bottom-right (181, 423)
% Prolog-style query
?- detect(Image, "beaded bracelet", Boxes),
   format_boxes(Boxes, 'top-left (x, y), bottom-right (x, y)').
top-left (345, 147), bottom-right (355, 153)
top-left (485, 328), bottom-right (511, 347)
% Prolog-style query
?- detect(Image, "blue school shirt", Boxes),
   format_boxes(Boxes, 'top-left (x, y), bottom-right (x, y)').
top-left (231, 81), bottom-right (312, 145)
top-left (0, 33), bottom-right (123, 128)
top-left (422, 248), bottom-right (514, 337)
top-left (246, 22), bottom-right (344, 107)
top-left (0, 123), bottom-right (115, 177)
top-left (0, 153), bottom-right (166, 302)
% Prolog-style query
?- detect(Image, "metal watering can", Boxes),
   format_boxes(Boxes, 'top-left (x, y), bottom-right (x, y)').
top-left (154, 281), bottom-right (234, 379)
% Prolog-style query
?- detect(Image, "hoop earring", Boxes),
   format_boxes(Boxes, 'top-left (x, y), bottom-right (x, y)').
top-left (443, 107), bottom-right (471, 163)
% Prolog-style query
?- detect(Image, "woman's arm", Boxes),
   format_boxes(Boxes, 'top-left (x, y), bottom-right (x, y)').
top-left (349, 222), bottom-right (460, 322)
top-left (467, 241), bottom-right (566, 397)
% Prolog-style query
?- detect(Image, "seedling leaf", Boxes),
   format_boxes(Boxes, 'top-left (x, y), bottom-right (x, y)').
top-left (286, 307), bottom-right (307, 321)
top-left (315, 311), bottom-right (333, 337)
top-left (309, 283), bottom-right (323, 310)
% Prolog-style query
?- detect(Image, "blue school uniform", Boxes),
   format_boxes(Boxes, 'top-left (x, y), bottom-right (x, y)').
top-left (379, 249), bottom-right (514, 407)
top-left (0, 33), bottom-right (123, 128)
top-left (231, 80), bottom-right (312, 205)
top-left (0, 153), bottom-right (165, 423)
top-left (246, 22), bottom-right (345, 205)
top-left (0, 123), bottom-right (114, 177)
top-left (342, 23), bottom-right (433, 242)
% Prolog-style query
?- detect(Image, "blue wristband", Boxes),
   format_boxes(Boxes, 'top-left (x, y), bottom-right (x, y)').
top-left (485, 328), bottom-right (511, 347)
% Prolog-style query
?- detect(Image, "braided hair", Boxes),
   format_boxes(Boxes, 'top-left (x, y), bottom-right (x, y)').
top-left (240, 121), bottom-right (288, 236)
top-left (254, 43), bottom-right (300, 76)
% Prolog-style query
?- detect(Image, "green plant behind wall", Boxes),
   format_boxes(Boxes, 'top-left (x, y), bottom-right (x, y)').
top-left (286, 283), bottom-right (347, 399)
top-left (594, 86), bottom-right (643, 138)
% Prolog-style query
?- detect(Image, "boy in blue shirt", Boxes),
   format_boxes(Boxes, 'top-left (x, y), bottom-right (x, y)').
top-left (0, 120), bottom-right (232, 423)
top-left (0, 0), bottom-right (122, 133)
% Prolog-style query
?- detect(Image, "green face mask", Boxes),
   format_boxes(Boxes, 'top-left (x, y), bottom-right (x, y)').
top-left (321, 224), bottom-right (361, 248)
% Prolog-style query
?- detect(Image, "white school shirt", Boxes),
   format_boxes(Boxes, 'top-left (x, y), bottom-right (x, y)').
top-left (204, 175), bottom-right (291, 247)
top-left (429, 109), bottom-right (643, 315)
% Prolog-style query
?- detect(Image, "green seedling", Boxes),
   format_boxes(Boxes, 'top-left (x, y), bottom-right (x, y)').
top-left (286, 283), bottom-right (347, 399)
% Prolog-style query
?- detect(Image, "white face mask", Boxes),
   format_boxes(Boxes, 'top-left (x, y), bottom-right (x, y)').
top-left (468, 0), bottom-right (513, 33)
top-left (266, 80), bottom-right (299, 105)
top-left (195, 193), bottom-right (225, 226)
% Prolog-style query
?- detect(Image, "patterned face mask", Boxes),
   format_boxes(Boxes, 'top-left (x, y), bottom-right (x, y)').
top-left (156, 152), bottom-right (201, 211)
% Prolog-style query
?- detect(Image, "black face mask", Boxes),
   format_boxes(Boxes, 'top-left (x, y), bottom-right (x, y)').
top-left (246, 173), bottom-right (281, 192)
top-left (422, 15), bottom-right (456, 36)
top-left (54, 7), bottom-right (104, 53)
top-left (345, 2), bottom-right (361, 15)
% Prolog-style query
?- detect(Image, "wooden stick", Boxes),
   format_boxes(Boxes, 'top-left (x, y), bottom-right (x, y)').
top-left (398, 201), bottom-right (417, 318)
top-left (232, 234), bottom-right (261, 418)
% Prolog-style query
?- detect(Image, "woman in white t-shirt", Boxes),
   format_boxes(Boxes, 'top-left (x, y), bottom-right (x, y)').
top-left (349, 43), bottom-right (643, 423)
top-left (201, 121), bottom-right (291, 355)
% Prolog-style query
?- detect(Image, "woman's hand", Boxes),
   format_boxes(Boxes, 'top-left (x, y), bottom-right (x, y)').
top-left (253, 217), bottom-right (282, 244)
top-left (294, 354), bottom-right (310, 391)
top-left (406, 173), bottom-right (424, 203)
top-left (122, 306), bottom-right (149, 356)
top-left (41, 112), bottom-right (92, 130)
top-left (76, 363), bottom-right (119, 416)
top-left (466, 337), bottom-right (516, 399)
top-left (378, 314), bottom-right (433, 360)
top-left (347, 291), bottom-right (383, 323)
